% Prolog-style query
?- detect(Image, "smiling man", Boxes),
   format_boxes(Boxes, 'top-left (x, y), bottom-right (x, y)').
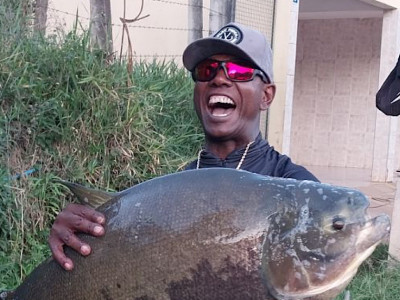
top-left (48, 22), bottom-right (319, 271)
top-left (182, 22), bottom-right (318, 180)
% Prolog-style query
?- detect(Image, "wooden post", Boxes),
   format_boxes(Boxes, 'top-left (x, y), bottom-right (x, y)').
top-left (90, 0), bottom-right (113, 55)
top-left (209, 0), bottom-right (236, 35)
top-left (34, 0), bottom-right (48, 35)
top-left (188, 0), bottom-right (203, 43)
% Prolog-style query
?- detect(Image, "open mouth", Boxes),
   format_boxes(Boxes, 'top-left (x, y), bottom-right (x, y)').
top-left (208, 95), bottom-right (236, 117)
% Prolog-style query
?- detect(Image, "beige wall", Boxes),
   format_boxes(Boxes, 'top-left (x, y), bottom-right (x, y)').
top-left (47, 0), bottom-right (190, 64)
top-left (267, 0), bottom-right (300, 152)
top-left (290, 18), bottom-right (382, 168)
top-left (362, 0), bottom-right (400, 9)
top-left (47, 0), bottom-right (275, 65)
top-left (235, 0), bottom-right (274, 44)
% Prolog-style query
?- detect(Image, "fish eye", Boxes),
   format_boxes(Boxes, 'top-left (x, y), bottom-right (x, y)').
top-left (332, 217), bottom-right (345, 230)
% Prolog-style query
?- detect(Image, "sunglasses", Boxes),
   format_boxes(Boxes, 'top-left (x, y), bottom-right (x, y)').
top-left (192, 59), bottom-right (269, 83)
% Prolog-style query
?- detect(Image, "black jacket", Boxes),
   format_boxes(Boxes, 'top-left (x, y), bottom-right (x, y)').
top-left (376, 54), bottom-right (400, 116)
top-left (185, 133), bottom-right (319, 182)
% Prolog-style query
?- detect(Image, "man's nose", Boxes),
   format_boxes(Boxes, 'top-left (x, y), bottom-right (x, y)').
top-left (210, 67), bottom-right (231, 86)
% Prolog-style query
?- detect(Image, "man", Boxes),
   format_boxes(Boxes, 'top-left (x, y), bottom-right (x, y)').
top-left (376, 53), bottom-right (400, 116)
top-left (49, 22), bottom-right (318, 270)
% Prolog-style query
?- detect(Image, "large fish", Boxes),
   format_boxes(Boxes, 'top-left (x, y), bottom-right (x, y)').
top-left (3, 168), bottom-right (390, 300)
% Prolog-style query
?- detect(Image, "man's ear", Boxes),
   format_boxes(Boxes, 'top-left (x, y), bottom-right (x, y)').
top-left (260, 83), bottom-right (276, 111)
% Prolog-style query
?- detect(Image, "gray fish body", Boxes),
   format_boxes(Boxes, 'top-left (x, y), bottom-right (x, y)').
top-left (10, 168), bottom-right (390, 300)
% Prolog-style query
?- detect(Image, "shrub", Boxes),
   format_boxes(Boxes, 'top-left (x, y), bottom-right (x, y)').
top-left (0, 6), bottom-right (202, 289)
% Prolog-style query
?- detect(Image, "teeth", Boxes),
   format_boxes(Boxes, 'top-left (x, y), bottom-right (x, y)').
top-left (209, 96), bottom-right (234, 105)
top-left (213, 112), bottom-right (229, 117)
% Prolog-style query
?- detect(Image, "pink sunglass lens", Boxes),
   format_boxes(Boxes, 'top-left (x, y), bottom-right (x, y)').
top-left (197, 61), bottom-right (219, 80)
top-left (226, 62), bottom-right (254, 80)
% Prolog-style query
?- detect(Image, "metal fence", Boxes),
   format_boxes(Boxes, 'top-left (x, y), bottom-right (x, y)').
top-left (236, 0), bottom-right (275, 45)
top-left (43, 0), bottom-right (275, 60)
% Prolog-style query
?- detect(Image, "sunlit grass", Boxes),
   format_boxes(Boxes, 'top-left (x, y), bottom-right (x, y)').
top-left (336, 245), bottom-right (400, 300)
top-left (0, 1), bottom-right (202, 290)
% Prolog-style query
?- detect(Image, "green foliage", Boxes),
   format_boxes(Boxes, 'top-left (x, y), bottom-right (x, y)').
top-left (335, 245), bottom-right (400, 300)
top-left (0, 4), bottom-right (202, 290)
top-left (0, 173), bottom-right (64, 290)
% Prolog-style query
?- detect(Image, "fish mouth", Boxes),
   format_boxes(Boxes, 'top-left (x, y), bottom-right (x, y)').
top-left (208, 95), bottom-right (236, 118)
top-left (270, 214), bottom-right (391, 299)
top-left (283, 240), bottom-right (378, 299)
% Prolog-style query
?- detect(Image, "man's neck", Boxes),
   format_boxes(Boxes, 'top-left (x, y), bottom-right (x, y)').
top-left (204, 132), bottom-right (259, 160)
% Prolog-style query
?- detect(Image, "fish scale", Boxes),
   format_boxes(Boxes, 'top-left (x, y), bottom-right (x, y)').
top-left (4, 168), bottom-right (390, 300)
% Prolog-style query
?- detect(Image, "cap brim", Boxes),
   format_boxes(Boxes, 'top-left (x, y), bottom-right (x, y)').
top-left (183, 38), bottom-right (258, 71)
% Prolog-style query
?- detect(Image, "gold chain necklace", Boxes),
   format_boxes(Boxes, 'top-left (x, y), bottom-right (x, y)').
top-left (196, 141), bottom-right (254, 170)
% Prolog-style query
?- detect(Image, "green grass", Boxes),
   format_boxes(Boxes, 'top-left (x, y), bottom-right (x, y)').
top-left (0, 1), bottom-right (202, 290)
top-left (0, 173), bottom-right (66, 289)
top-left (336, 245), bottom-right (400, 300)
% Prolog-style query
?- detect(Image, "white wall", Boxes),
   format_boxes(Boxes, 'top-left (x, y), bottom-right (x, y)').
top-left (290, 18), bottom-right (382, 168)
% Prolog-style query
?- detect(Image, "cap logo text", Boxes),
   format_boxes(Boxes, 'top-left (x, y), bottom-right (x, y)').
top-left (214, 26), bottom-right (242, 44)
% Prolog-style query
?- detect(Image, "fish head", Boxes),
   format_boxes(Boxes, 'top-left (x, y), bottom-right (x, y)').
top-left (261, 182), bottom-right (391, 300)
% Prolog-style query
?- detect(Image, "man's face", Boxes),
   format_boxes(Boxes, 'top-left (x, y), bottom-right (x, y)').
top-left (193, 54), bottom-right (275, 142)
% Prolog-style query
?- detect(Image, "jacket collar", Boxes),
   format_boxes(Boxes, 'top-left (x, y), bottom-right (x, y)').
top-left (198, 133), bottom-right (268, 169)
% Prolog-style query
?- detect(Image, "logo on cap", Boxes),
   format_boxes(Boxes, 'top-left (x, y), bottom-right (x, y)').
top-left (214, 26), bottom-right (242, 44)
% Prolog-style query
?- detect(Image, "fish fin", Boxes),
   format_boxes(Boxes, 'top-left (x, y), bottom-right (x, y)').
top-left (57, 180), bottom-right (118, 208)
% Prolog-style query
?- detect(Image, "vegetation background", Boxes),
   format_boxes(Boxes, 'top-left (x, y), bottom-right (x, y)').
top-left (0, 1), bottom-right (399, 299)
top-left (0, 0), bottom-right (202, 291)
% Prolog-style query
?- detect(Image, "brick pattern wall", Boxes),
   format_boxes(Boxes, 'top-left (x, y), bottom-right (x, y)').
top-left (235, 0), bottom-right (275, 44)
top-left (290, 18), bottom-right (382, 168)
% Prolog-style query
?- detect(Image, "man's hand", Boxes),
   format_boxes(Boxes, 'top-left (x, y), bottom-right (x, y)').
top-left (48, 203), bottom-right (105, 271)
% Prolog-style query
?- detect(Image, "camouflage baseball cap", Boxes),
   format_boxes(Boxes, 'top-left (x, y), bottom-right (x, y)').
top-left (183, 22), bottom-right (274, 83)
